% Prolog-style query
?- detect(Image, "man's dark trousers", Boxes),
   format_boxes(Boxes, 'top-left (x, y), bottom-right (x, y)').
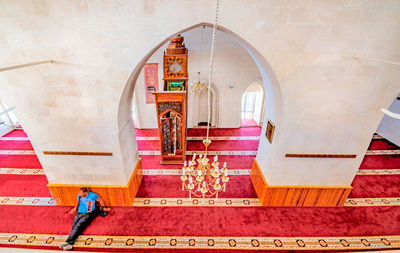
top-left (66, 211), bottom-right (97, 245)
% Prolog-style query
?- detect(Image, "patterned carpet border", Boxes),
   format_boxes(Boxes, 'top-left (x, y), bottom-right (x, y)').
top-left (0, 137), bottom-right (29, 141)
top-left (142, 169), bottom-right (251, 176)
top-left (357, 169), bottom-right (400, 175)
top-left (344, 198), bottom-right (400, 207)
top-left (139, 151), bottom-right (257, 156)
top-left (0, 233), bottom-right (399, 250)
top-left (1, 168), bottom-right (399, 176)
top-left (0, 150), bottom-right (35, 155)
top-left (2, 149), bottom-right (399, 156)
top-left (0, 197), bottom-right (55, 206)
top-left (133, 198), bottom-right (261, 207)
top-left (372, 134), bottom-right (384, 139)
top-left (2, 197), bottom-right (400, 207)
top-left (0, 168), bottom-right (44, 175)
top-left (366, 150), bottom-right (400, 155)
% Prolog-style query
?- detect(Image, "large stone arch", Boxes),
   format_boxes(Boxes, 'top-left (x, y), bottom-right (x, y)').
top-left (117, 22), bottom-right (283, 178)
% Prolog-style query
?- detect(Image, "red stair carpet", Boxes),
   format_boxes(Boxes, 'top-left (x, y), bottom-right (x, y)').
top-left (0, 141), bottom-right (33, 150)
top-left (0, 155), bottom-right (42, 168)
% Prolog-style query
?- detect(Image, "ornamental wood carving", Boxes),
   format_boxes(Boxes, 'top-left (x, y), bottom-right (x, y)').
top-left (163, 55), bottom-right (188, 79)
top-left (163, 35), bottom-right (188, 82)
top-left (154, 92), bottom-right (187, 164)
top-left (157, 102), bottom-right (182, 115)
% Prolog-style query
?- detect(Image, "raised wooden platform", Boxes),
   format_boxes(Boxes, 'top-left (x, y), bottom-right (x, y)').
top-left (250, 159), bottom-right (352, 207)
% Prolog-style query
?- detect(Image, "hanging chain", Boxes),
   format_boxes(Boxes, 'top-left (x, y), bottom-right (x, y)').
top-left (199, 25), bottom-right (204, 79)
top-left (206, 0), bottom-right (220, 142)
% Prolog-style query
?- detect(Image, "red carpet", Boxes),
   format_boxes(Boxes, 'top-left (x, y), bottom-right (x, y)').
top-left (241, 118), bottom-right (259, 127)
top-left (350, 174), bottom-right (400, 198)
top-left (135, 128), bottom-right (158, 137)
top-left (137, 140), bottom-right (259, 151)
top-left (0, 175), bottom-right (50, 197)
top-left (0, 155), bottom-right (42, 168)
top-left (136, 140), bottom-right (160, 151)
top-left (359, 155), bottom-right (400, 170)
top-left (135, 127), bottom-right (262, 137)
top-left (2, 130), bottom-right (27, 137)
top-left (141, 155), bottom-right (255, 171)
top-left (187, 140), bottom-right (259, 151)
top-left (368, 139), bottom-right (399, 150)
top-left (0, 140), bottom-right (33, 150)
top-left (136, 176), bottom-right (256, 198)
top-left (188, 127), bottom-right (261, 137)
top-left (1, 205), bottom-right (400, 237)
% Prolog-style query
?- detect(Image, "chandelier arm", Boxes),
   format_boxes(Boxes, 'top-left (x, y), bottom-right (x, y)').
top-left (183, 173), bottom-right (227, 198)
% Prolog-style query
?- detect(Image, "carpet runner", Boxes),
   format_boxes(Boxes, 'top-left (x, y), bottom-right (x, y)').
top-left (241, 118), bottom-right (259, 127)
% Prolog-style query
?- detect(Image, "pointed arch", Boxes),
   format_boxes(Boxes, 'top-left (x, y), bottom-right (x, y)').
top-left (117, 22), bottom-right (283, 176)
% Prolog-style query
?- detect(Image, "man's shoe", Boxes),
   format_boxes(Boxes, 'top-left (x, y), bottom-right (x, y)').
top-left (59, 242), bottom-right (69, 249)
top-left (62, 244), bottom-right (73, 251)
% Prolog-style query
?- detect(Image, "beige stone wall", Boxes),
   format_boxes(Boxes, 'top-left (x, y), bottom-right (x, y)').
top-left (1, 0), bottom-right (399, 186)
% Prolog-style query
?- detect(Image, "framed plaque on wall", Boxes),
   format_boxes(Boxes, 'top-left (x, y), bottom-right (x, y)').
top-left (266, 120), bottom-right (275, 144)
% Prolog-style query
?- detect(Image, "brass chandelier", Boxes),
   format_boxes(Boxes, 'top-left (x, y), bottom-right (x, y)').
top-left (180, 140), bottom-right (229, 203)
top-left (189, 24), bottom-right (208, 94)
top-left (181, 0), bottom-right (228, 203)
top-left (190, 72), bottom-right (208, 93)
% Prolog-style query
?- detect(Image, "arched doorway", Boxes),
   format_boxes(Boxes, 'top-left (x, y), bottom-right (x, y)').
top-left (241, 82), bottom-right (265, 127)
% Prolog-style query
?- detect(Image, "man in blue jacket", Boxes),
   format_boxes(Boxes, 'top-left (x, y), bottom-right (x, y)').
top-left (60, 187), bottom-right (111, 251)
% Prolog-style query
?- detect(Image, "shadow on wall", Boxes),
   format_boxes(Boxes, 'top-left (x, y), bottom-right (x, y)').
top-left (376, 93), bottom-right (400, 147)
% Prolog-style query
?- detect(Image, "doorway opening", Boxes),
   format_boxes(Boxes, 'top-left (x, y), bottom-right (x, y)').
top-left (0, 99), bottom-right (19, 137)
top-left (241, 83), bottom-right (264, 127)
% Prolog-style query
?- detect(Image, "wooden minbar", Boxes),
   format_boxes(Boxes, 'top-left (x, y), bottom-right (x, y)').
top-left (154, 35), bottom-right (188, 164)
